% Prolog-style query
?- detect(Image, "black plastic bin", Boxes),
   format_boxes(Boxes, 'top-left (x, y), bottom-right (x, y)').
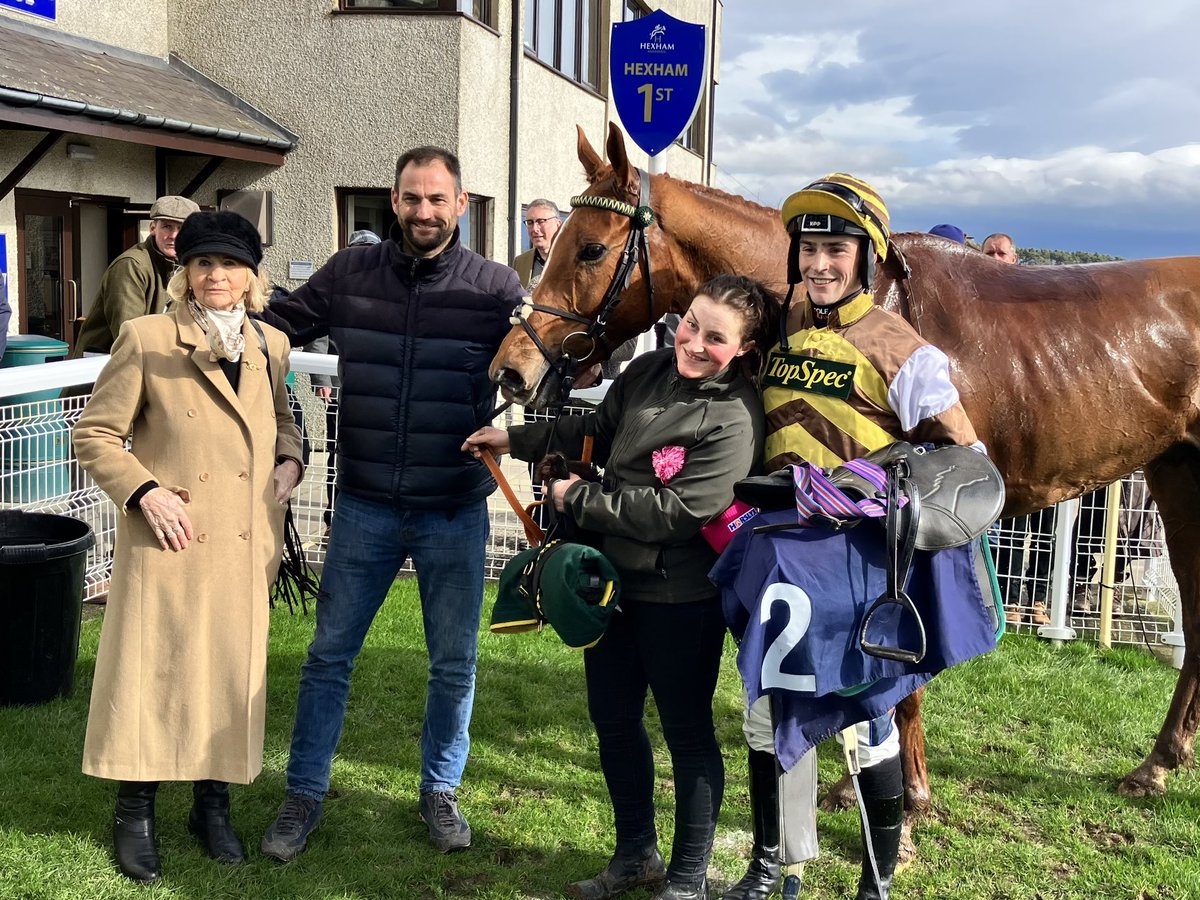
top-left (0, 510), bottom-right (95, 706)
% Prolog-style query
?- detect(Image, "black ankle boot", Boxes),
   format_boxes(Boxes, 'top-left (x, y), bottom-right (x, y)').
top-left (113, 781), bottom-right (161, 883)
top-left (567, 845), bottom-right (666, 899)
top-left (854, 793), bottom-right (904, 900)
top-left (188, 780), bottom-right (246, 864)
top-left (654, 876), bottom-right (708, 899)
top-left (722, 750), bottom-right (781, 900)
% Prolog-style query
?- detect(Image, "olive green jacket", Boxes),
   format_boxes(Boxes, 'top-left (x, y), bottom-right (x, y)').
top-left (72, 236), bottom-right (175, 357)
top-left (509, 348), bottom-right (764, 603)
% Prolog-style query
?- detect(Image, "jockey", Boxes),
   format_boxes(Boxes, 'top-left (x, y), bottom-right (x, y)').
top-left (723, 174), bottom-right (980, 900)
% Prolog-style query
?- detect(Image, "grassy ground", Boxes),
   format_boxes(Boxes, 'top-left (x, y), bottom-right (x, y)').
top-left (2, 578), bottom-right (1198, 900)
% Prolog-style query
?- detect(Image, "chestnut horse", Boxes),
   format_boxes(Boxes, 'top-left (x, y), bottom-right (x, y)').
top-left (491, 123), bottom-right (1200, 828)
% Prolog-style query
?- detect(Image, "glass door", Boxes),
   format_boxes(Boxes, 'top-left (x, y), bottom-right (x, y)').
top-left (15, 191), bottom-right (76, 345)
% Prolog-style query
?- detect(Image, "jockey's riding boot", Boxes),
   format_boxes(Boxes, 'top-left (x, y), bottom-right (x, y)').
top-left (566, 843), bottom-right (666, 899)
top-left (721, 749), bottom-right (781, 900)
top-left (854, 792), bottom-right (904, 900)
top-left (113, 781), bottom-right (161, 884)
top-left (188, 780), bottom-right (246, 864)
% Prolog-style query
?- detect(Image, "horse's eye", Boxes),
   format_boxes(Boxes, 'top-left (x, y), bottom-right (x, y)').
top-left (578, 243), bottom-right (607, 263)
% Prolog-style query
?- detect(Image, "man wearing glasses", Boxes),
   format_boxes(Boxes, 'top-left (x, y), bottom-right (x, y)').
top-left (513, 199), bottom-right (562, 289)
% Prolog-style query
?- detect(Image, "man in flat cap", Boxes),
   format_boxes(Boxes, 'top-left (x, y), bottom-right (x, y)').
top-left (71, 195), bottom-right (199, 357)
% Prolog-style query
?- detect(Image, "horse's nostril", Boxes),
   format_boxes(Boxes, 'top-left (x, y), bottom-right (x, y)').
top-left (495, 367), bottom-right (525, 393)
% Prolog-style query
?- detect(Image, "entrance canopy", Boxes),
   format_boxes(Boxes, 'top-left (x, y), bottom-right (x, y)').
top-left (0, 20), bottom-right (296, 166)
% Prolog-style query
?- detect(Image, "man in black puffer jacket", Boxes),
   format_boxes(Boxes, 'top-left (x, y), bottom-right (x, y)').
top-left (258, 147), bottom-right (524, 861)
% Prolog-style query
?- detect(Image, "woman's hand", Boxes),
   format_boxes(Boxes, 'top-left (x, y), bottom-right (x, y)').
top-left (273, 459), bottom-right (302, 504)
top-left (550, 473), bottom-right (582, 512)
top-left (139, 487), bottom-right (193, 552)
top-left (461, 426), bottom-right (510, 458)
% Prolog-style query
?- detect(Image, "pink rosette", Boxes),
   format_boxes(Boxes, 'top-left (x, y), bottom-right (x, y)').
top-left (652, 445), bottom-right (687, 485)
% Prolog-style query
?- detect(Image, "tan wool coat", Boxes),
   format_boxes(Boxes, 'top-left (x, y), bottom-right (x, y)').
top-left (72, 306), bottom-right (304, 784)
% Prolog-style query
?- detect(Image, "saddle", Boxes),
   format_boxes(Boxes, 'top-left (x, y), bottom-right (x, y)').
top-left (734, 442), bottom-right (1005, 664)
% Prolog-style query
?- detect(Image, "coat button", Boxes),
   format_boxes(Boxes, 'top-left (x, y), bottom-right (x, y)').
top-left (197, 533), bottom-right (208, 543)
top-left (238, 471), bottom-right (249, 481)
top-left (187, 409), bottom-right (197, 417)
top-left (239, 532), bottom-right (249, 540)
top-left (198, 472), bottom-right (209, 482)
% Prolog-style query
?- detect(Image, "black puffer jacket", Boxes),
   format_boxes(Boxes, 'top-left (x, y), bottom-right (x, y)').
top-left (261, 229), bottom-right (523, 509)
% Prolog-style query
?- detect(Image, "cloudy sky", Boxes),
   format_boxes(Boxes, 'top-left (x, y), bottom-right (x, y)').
top-left (711, 1), bottom-right (1200, 259)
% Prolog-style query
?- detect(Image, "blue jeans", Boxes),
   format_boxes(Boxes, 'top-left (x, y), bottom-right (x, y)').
top-left (285, 492), bottom-right (489, 799)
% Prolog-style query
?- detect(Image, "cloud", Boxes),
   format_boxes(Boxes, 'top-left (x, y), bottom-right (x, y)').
top-left (712, 0), bottom-right (1200, 256)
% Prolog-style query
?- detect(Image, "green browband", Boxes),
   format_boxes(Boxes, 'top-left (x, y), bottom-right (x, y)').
top-left (570, 194), bottom-right (656, 228)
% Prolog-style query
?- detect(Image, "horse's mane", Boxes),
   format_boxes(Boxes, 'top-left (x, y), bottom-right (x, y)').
top-left (586, 163), bottom-right (780, 225)
top-left (671, 176), bottom-right (780, 219)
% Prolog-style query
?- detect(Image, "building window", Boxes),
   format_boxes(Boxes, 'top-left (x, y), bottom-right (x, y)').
top-left (460, 195), bottom-right (493, 258)
top-left (339, 0), bottom-right (495, 29)
top-left (678, 94), bottom-right (705, 154)
top-left (524, 0), bottom-right (600, 90)
top-left (623, 0), bottom-right (649, 20)
top-left (337, 189), bottom-right (395, 250)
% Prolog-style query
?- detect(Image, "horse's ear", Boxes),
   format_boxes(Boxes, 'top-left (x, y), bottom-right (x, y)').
top-left (606, 122), bottom-right (639, 201)
top-left (577, 126), bottom-right (604, 183)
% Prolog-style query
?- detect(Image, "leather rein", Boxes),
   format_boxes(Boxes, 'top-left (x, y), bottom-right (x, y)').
top-left (509, 169), bottom-right (657, 405)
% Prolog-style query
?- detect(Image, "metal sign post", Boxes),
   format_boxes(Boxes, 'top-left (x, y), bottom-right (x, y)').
top-left (609, 9), bottom-right (707, 162)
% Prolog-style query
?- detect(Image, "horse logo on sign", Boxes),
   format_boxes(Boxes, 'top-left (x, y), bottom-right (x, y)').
top-left (610, 9), bottom-right (707, 157)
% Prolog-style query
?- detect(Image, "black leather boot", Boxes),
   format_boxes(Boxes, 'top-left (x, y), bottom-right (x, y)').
top-left (722, 749), bottom-right (781, 900)
top-left (113, 781), bottom-right (161, 883)
top-left (567, 845), bottom-right (666, 899)
top-left (653, 876), bottom-right (708, 899)
top-left (854, 792), bottom-right (904, 900)
top-left (188, 780), bottom-right (246, 864)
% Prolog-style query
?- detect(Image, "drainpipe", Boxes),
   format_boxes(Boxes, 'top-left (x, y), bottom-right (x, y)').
top-left (507, 0), bottom-right (523, 263)
top-left (706, 0), bottom-right (718, 186)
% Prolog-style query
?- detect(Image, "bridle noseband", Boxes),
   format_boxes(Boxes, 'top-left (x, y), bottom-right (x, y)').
top-left (509, 168), bottom-right (656, 404)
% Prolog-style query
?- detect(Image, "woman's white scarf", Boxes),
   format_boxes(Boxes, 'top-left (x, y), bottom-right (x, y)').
top-left (188, 296), bottom-right (247, 362)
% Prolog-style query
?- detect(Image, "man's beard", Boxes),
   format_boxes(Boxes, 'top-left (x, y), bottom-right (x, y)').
top-left (401, 218), bottom-right (455, 255)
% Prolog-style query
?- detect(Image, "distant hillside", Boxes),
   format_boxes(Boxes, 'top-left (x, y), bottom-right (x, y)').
top-left (1017, 248), bottom-right (1123, 265)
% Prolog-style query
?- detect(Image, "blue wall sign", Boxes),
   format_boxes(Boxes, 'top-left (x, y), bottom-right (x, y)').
top-left (610, 9), bottom-right (706, 157)
top-left (0, 0), bottom-right (56, 21)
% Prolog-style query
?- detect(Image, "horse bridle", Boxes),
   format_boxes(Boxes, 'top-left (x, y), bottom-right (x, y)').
top-left (509, 169), bottom-right (656, 404)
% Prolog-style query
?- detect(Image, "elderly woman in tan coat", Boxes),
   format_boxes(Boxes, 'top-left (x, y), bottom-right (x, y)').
top-left (73, 211), bottom-right (304, 884)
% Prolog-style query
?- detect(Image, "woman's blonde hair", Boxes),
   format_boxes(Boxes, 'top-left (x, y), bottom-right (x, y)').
top-left (167, 260), bottom-right (268, 313)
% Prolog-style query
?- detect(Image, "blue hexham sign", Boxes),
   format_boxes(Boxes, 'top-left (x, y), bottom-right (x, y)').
top-left (610, 9), bottom-right (707, 158)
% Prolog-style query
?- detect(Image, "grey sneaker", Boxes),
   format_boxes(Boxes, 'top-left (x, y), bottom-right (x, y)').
top-left (419, 790), bottom-right (471, 852)
top-left (260, 794), bottom-right (322, 862)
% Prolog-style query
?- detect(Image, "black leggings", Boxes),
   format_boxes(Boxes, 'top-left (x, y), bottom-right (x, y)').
top-left (583, 596), bottom-right (726, 882)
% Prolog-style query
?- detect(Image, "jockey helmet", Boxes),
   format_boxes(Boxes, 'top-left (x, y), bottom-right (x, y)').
top-left (780, 173), bottom-right (891, 293)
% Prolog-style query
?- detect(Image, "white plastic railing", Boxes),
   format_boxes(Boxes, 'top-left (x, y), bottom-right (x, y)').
top-left (0, 355), bottom-right (1182, 666)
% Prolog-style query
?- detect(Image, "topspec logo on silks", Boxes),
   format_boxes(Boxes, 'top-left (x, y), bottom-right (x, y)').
top-left (762, 351), bottom-right (856, 400)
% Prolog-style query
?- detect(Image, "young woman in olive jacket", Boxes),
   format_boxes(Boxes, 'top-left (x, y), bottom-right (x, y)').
top-left (464, 275), bottom-right (772, 900)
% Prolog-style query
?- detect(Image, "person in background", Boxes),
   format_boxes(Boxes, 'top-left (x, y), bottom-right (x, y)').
top-left (514, 199), bottom-right (562, 289)
top-left (72, 211), bottom-right (303, 884)
top-left (257, 146), bottom-right (525, 861)
top-left (464, 274), bottom-right (771, 900)
top-left (305, 228), bottom-right (382, 534)
top-left (981, 232), bottom-right (1019, 264)
top-left (0, 271), bottom-right (10, 359)
top-left (927, 223), bottom-right (967, 245)
top-left (71, 196), bottom-right (199, 357)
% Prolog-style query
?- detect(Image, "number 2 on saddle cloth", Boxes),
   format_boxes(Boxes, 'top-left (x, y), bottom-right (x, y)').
top-left (710, 452), bottom-right (1002, 770)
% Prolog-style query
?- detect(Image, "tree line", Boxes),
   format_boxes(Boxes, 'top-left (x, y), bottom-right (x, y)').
top-left (1017, 248), bottom-right (1123, 265)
